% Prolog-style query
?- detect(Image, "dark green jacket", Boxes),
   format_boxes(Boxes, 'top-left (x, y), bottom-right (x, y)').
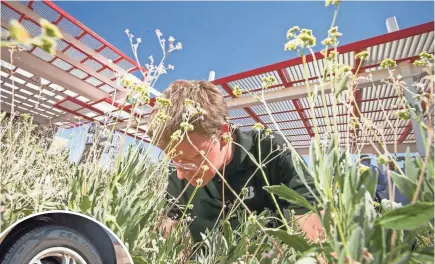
top-left (166, 128), bottom-right (316, 243)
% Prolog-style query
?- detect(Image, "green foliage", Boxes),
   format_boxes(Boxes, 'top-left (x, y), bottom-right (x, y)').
top-left (264, 184), bottom-right (316, 212)
top-left (2, 2), bottom-right (434, 263)
top-left (378, 202), bottom-right (434, 230)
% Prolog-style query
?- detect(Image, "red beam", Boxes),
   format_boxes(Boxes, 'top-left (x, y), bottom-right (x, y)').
top-left (229, 95), bottom-right (400, 121)
top-left (27, 1), bottom-right (34, 8)
top-left (292, 99), bottom-right (314, 137)
top-left (213, 21), bottom-right (433, 85)
top-left (2, 2), bottom-right (123, 81)
top-left (42, 0), bottom-right (147, 74)
top-left (53, 104), bottom-right (95, 123)
top-left (80, 56), bottom-right (90, 64)
top-left (244, 107), bottom-right (265, 127)
top-left (128, 67), bottom-right (137, 73)
top-left (95, 45), bottom-right (106, 53)
top-left (76, 31), bottom-right (87, 40)
top-left (236, 106), bottom-right (405, 127)
top-left (112, 57), bottom-right (123, 64)
top-left (397, 101), bottom-right (428, 143)
top-left (397, 122), bottom-right (412, 143)
top-left (53, 14), bottom-right (63, 25)
top-left (277, 68), bottom-right (291, 87)
top-left (258, 119), bottom-right (405, 132)
top-left (67, 96), bottom-right (105, 116)
top-left (222, 53), bottom-right (429, 99)
top-left (101, 97), bottom-right (148, 119)
top-left (359, 54), bottom-right (427, 71)
top-left (61, 44), bottom-right (71, 53)
top-left (221, 83), bottom-right (268, 129)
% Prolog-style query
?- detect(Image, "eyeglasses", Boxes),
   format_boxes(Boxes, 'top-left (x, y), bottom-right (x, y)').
top-left (169, 160), bottom-right (198, 171)
top-left (169, 136), bottom-right (218, 171)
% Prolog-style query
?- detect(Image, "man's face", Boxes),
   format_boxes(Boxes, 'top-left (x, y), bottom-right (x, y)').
top-left (360, 159), bottom-right (370, 166)
top-left (167, 125), bottom-right (231, 187)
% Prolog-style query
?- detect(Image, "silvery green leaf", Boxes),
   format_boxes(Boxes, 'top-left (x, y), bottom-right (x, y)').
top-left (322, 201), bottom-right (331, 234)
top-left (405, 149), bottom-right (420, 183)
top-left (223, 220), bottom-right (233, 246)
top-left (263, 184), bottom-right (315, 212)
top-left (347, 226), bottom-right (364, 261)
top-left (295, 257), bottom-right (317, 264)
top-left (378, 202), bottom-right (434, 230)
top-left (334, 74), bottom-right (349, 98)
top-left (390, 171), bottom-right (417, 201)
top-left (265, 228), bottom-right (310, 252)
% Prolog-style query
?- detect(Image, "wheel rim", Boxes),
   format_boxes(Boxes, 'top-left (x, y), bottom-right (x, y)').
top-left (28, 247), bottom-right (87, 264)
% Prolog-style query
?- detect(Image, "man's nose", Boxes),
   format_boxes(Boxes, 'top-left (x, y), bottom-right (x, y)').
top-left (176, 169), bottom-right (189, 180)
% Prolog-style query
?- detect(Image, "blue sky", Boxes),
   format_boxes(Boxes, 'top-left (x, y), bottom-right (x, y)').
top-left (56, 1), bottom-right (434, 92)
top-left (54, 1), bottom-right (434, 164)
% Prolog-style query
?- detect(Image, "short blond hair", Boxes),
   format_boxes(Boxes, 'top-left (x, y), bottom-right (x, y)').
top-left (146, 80), bottom-right (228, 148)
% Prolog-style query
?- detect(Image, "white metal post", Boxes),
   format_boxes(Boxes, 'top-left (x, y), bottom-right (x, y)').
top-left (208, 71), bottom-right (216, 81)
top-left (386, 16), bottom-right (400, 33)
top-left (399, 62), bottom-right (427, 156)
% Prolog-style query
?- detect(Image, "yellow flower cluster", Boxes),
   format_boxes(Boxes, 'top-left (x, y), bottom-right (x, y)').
top-left (380, 58), bottom-right (397, 69)
top-left (156, 97), bottom-right (172, 107)
top-left (320, 26), bottom-right (343, 58)
top-left (284, 26), bottom-right (316, 51)
top-left (262, 76), bottom-right (277, 88)
top-left (180, 122), bottom-right (194, 131)
top-left (8, 19), bottom-right (63, 55)
top-left (413, 51), bottom-right (434, 67)
top-left (325, 0), bottom-right (341, 7)
top-left (252, 123), bottom-right (265, 131)
top-left (355, 51), bottom-right (369, 60)
top-left (170, 130), bottom-right (182, 141)
top-left (232, 85), bottom-right (243, 98)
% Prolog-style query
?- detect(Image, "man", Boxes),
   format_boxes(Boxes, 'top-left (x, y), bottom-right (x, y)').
top-left (146, 80), bottom-right (322, 246)
top-left (360, 155), bottom-right (409, 205)
top-left (384, 158), bottom-right (410, 205)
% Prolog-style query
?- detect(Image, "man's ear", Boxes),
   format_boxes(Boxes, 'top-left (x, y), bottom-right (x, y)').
top-left (219, 122), bottom-right (230, 149)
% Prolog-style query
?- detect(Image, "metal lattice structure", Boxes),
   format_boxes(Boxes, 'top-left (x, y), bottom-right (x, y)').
top-left (1, 0), bottom-right (434, 155)
top-left (0, 0), bottom-right (155, 140)
top-left (210, 21), bottom-right (434, 154)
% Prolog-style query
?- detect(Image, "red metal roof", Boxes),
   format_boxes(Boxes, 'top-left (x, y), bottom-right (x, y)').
top-left (1, 0), bottom-right (433, 151)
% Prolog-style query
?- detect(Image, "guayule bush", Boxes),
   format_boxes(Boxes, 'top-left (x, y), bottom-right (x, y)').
top-left (1, 1), bottom-right (434, 263)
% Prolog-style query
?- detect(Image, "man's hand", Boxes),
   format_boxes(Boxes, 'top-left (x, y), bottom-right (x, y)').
top-left (163, 218), bottom-right (179, 238)
top-left (295, 212), bottom-right (325, 241)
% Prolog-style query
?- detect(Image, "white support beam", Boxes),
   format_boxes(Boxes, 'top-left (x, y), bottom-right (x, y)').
top-left (1, 18), bottom-right (122, 94)
top-left (1, 47), bottom-right (107, 101)
top-left (0, 98), bottom-right (51, 124)
top-left (227, 64), bottom-right (424, 109)
top-left (4, 97), bottom-right (54, 118)
top-left (0, 67), bottom-right (66, 99)
top-left (398, 61), bottom-right (427, 156)
top-left (10, 1), bottom-right (166, 101)
top-left (295, 142), bottom-right (418, 156)
top-left (113, 64), bottom-right (425, 131)
top-left (5, 1), bottom-right (129, 79)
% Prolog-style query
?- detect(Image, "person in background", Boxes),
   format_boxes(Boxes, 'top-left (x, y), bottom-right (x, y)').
top-left (360, 155), bottom-right (388, 202)
top-left (385, 158), bottom-right (410, 205)
top-left (360, 155), bottom-right (409, 205)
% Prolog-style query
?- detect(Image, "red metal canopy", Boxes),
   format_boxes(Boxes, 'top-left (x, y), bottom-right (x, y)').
top-left (1, 0), bottom-right (433, 153)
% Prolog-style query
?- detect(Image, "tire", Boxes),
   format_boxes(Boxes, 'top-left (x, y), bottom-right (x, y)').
top-left (1, 225), bottom-right (103, 264)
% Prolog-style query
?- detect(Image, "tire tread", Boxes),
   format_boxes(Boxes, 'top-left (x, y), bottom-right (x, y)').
top-left (1, 225), bottom-right (103, 264)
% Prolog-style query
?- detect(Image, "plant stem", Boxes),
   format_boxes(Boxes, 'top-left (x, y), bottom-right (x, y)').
top-left (412, 136), bottom-right (432, 203)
